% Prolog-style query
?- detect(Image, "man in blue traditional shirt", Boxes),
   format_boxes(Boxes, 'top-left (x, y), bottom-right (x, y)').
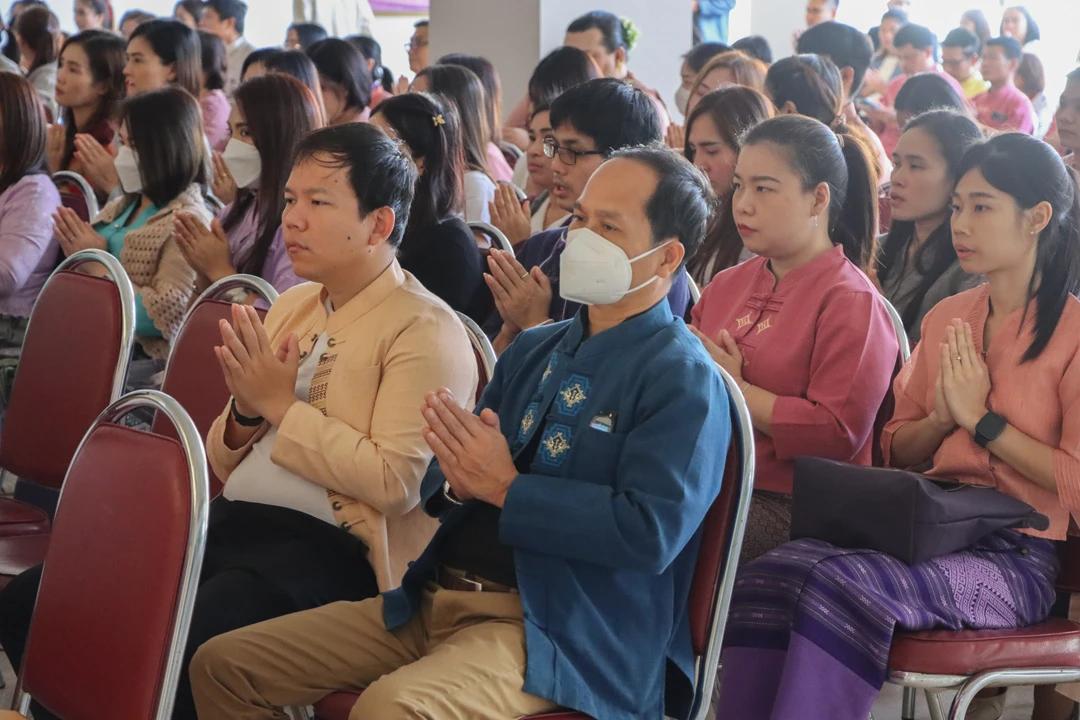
top-left (191, 146), bottom-right (732, 720)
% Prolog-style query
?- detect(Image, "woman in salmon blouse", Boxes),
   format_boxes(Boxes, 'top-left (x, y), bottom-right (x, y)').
top-left (690, 114), bottom-right (898, 563)
top-left (716, 132), bottom-right (1080, 720)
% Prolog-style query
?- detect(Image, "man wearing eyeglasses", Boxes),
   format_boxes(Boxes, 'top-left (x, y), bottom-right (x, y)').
top-left (482, 78), bottom-right (690, 355)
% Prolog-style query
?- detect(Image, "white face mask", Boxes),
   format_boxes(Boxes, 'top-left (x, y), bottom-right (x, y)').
top-left (222, 138), bottom-right (263, 189)
top-left (559, 227), bottom-right (671, 306)
top-left (114, 146), bottom-right (144, 194)
top-left (675, 86), bottom-right (692, 116)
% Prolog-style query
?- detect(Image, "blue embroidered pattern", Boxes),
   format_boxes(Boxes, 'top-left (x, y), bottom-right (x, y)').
top-left (555, 374), bottom-right (590, 417)
top-left (537, 423), bottom-right (574, 467)
top-left (517, 401), bottom-right (539, 445)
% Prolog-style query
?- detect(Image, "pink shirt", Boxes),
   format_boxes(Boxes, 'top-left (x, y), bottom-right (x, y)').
top-left (691, 245), bottom-right (899, 494)
top-left (882, 285), bottom-right (1080, 540)
top-left (880, 69), bottom-right (968, 156)
top-left (973, 84), bottom-right (1036, 134)
top-left (486, 142), bottom-right (515, 184)
top-left (200, 89), bottom-right (232, 153)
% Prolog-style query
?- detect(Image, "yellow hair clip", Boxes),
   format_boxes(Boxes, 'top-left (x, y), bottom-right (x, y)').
top-left (432, 114), bottom-right (446, 127)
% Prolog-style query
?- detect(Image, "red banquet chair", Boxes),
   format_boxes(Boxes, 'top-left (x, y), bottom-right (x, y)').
top-left (456, 311), bottom-right (495, 405)
top-left (310, 366), bottom-right (757, 720)
top-left (0, 250), bottom-right (134, 552)
top-left (150, 275), bottom-right (278, 499)
top-left (885, 535), bottom-right (1080, 720)
top-left (12, 390), bottom-right (210, 720)
top-left (52, 171), bottom-right (100, 224)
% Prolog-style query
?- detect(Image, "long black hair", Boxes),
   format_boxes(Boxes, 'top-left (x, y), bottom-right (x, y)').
top-left (957, 134), bottom-right (1080, 361)
top-left (877, 110), bottom-right (983, 332)
top-left (372, 92), bottom-right (465, 257)
top-left (348, 35), bottom-right (392, 93)
top-left (743, 114), bottom-right (880, 274)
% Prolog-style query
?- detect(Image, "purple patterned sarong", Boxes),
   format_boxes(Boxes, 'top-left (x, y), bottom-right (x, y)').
top-left (717, 530), bottom-right (1058, 720)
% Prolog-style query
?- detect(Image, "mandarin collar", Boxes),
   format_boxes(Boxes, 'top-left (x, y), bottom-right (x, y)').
top-left (557, 300), bottom-right (673, 360)
top-left (317, 259), bottom-right (406, 335)
top-left (756, 244), bottom-right (847, 295)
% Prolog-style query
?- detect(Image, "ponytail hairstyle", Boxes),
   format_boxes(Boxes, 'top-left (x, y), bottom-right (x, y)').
top-left (372, 92), bottom-right (466, 257)
top-left (77, 0), bottom-right (115, 30)
top-left (957, 134), bottom-right (1080, 361)
top-left (415, 63), bottom-right (490, 177)
top-left (743, 114), bottom-right (880, 274)
top-left (566, 10), bottom-right (637, 55)
top-left (13, 5), bottom-right (58, 74)
top-left (59, 30), bottom-right (126, 168)
top-left (348, 35), bottom-right (393, 93)
top-left (684, 85), bottom-right (775, 283)
top-left (765, 54), bottom-right (844, 128)
top-left (877, 110), bottom-right (983, 332)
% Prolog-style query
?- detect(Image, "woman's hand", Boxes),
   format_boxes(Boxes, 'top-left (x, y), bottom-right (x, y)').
top-left (395, 75), bottom-right (411, 96)
top-left (211, 152), bottom-right (238, 206)
top-left (501, 126), bottom-right (530, 152)
top-left (175, 213), bottom-right (235, 290)
top-left (690, 326), bottom-right (744, 382)
top-left (665, 123), bottom-right (686, 152)
top-left (53, 206), bottom-right (107, 257)
top-left (73, 134), bottom-right (119, 194)
top-left (489, 183), bottom-right (531, 247)
top-left (940, 319), bottom-right (991, 434)
top-left (930, 359), bottom-right (958, 432)
top-left (46, 124), bottom-right (65, 174)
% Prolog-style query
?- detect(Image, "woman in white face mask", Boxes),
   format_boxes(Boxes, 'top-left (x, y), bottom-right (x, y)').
top-left (174, 74), bottom-right (324, 294)
top-left (664, 41), bottom-right (730, 150)
top-left (51, 86), bottom-right (216, 369)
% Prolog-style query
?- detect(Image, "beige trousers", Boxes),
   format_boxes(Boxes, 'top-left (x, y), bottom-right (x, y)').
top-left (190, 586), bottom-right (561, 720)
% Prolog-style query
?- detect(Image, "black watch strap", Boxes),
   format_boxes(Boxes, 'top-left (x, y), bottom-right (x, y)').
top-left (975, 411), bottom-right (1007, 448)
top-left (230, 398), bottom-right (265, 427)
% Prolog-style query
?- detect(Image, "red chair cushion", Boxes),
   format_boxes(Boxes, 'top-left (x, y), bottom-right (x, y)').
top-left (0, 498), bottom-right (49, 536)
top-left (0, 270), bottom-right (123, 488)
top-left (313, 692), bottom-right (592, 720)
top-left (21, 424), bottom-right (192, 720)
top-left (889, 618), bottom-right (1080, 676)
top-left (0, 533), bottom-right (50, 579)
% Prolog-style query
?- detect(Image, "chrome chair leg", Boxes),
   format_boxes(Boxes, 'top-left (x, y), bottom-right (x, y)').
top-left (901, 687), bottom-right (917, 720)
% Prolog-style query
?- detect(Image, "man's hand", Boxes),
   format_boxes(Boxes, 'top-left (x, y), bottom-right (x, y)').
top-left (215, 304), bottom-right (300, 426)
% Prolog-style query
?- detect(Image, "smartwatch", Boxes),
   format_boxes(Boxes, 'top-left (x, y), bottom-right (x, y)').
top-left (974, 412), bottom-right (1007, 448)
top-left (230, 398), bottom-right (265, 427)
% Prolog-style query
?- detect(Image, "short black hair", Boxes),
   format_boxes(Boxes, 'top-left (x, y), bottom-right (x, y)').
top-left (292, 123), bottom-right (417, 248)
top-left (893, 23), bottom-right (937, 53)
top-left (197, 30), bottom-right (226, 92)
top-left (205, 0), bottom-right (246, 35)
top-left (942, 27), bottom-right (981, 56)
top-left (797, 22), bottom-right (874, 99)
top-left (732, 36), bottom-right (772, 64)
top-left (288, 22), bottom-right (327, 50)
top-left (527, 46), bottom-right (601, 108)
top-left (881, 8), bottom-right (908, 25)
top-left (566, 10), bottom-right (628, 54)
top-left (306, 37), bottom-right (372, 112)
top-left (894, 72), bottom-right (967, 117)
top-left (241, 46), bottom-right (277, 77)
top-left (986, 35), bottom-right (1023, 62)
top-left (608, 146), bottom-right (715, 267)
top-left (414, 19), bottom-right (428, 29)
top-left (549, 78), bottom-right (661, 156)
top-left (130, 19), bottom-right (202, 99)
top-left (684, 41), bottom-right (730, 73)
top-left (1000, 6), bottom-right (1040, 44)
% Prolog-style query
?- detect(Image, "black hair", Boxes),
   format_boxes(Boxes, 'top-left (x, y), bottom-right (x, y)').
top-left (549, 78), bottom-right (662, 156)
top-left (173, 0), bottom-right (203, 24)
top-left (0, 72), bottom-right (48, 196)
top-left (961, 9), bottom-right (992, 47)
top-left (2, 0), bottom-right (45, 65)
top-left (609, 146), bottom-right (715, 270)
top-left (986, 36), bottom-right (1023, 62)
top-left (438, 54), bottom-right (503, 146)
top-left (766, 54), bottom-right (844, 127)
top-left (527, 46), bottom-right (601, 109)
top-left (416, 63), bottom-right (490, 175)
top-left (373, 93), bottom-right (465, 256)
top-left (881, 8), bottom-right (908, 25)
top-left (942, 27), bottom-right (981, 56)
top-left (261, 49), bottom-right (325, 120)
top-left (1001, 5), bottom-right (1040, 45)
top-left (197, 29), bottom-right (226, 91)
top-left (893, 23), bottom-right (937, 53)
top-left (732, 36), bottom-right (772, 65)
top-left (59, 30), bottom-right (126, 168)
top-left (121, 85), bottom-right (209, 208)
top-left (796, 22), bottom-right (874, 99)
top-left (744, 114), bottom-right (880, 273)
top-left (204, 0), bottom-right (246, 35)
top-left (878, 110), bottom-right (983, 332)
top-left (566, 10), bottom-right (629, 55)
top-left (349, 35), bottom-right (392, 92)
top-left (1017, 53), bottom-right (1045, 98)
top-left (684, 41), bottom-right (730, 73)
top-left (13, 5), bottom-right (57, 74)
top-left (292, 123), bottom-right (418, 248)
top-left (77, 0), bottom-right (114, 30)
top-left (241, 46), bottom-right (276, 77)
top-left (306, 38), bottom-right (372, 115)
top-left (894, 73), bottom-right (968, 121)
top-left (118, 9), bottom-right (153, 34)
top-left (287, 22), bottom-right (326, 50)
top-left (130, 19), bottom-right (202, 99)
top-left (958, 133), bottom-right (1080, 361)
top-left (414, 19), bottom-right (428, 29)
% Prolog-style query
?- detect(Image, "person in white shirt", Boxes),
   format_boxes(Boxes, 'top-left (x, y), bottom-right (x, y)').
top-left (199, 0), bottom-right (254, 94)
top-left (294, 0), bottom-right (374, 39)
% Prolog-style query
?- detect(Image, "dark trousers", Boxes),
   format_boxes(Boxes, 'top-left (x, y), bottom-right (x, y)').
top-left (0, 498), bottom-right (380, 719)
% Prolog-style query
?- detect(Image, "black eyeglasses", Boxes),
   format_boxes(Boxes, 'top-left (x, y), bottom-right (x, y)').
top-left (543, 137), bottom-right (604, 166)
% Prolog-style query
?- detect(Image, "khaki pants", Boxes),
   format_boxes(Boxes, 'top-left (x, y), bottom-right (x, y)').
top-left (190, 585), bottom-right (561, 720)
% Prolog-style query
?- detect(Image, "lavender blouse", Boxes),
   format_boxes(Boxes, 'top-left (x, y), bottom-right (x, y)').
top-left (218, 202), bottom-right (302, 293)
top-left (0, 174), bottom-right (62, 318)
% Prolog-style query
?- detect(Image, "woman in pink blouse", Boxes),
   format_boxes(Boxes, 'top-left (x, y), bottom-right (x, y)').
top-left (716, 130), bottom-right (1080, 720)
top-left (690, 115), bottom-right (899, 563)
top-left (197, 30), bottom-right (230, 153)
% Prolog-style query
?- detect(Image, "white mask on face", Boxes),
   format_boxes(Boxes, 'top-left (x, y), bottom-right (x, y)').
top-left (114, 146), bottom-right (144, 194)
top-left (559, 227), bottom-right (671, 306)
top-left (674, 85), bottom-right (692, 116)
top-left (222, 138), bottom-right (263, 189)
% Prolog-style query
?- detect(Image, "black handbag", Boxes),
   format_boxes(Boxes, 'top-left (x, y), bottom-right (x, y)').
top-left (790, 456), bottom-right (1050, 565)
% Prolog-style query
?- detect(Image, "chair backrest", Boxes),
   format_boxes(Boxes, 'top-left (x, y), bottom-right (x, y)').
top-left (152, 275), bottom-right (277, 498)
top-left (0, 250), bottom-right (135, 489)
top-left (17, 391), bottom-right (209, 720)
top-left (468, 221), bottom-right (515, 256)
top-left (878, 181), bottom-right (893, 235)
top-left (499, 141), bottom-right (524, 166)
top-left (684, 366), bottom-right (755, 720)
top-left (880, 295), bottom-right (911, 363)
top-left (498, 179), bottom-right (527, 204)
top-left (456, 312), bottom-right (496, 404)
top-left (687, 275), bottom-right (702, 305)
top-left (53, 171), bottom-right (100, 223)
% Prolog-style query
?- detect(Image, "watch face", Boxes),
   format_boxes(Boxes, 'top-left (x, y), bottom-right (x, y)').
top-left (976, 412), bottom-right (1007, 446)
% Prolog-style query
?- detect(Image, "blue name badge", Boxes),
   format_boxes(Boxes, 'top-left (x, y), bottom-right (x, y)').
top-left (589, 411), bottom-right (617, 433)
